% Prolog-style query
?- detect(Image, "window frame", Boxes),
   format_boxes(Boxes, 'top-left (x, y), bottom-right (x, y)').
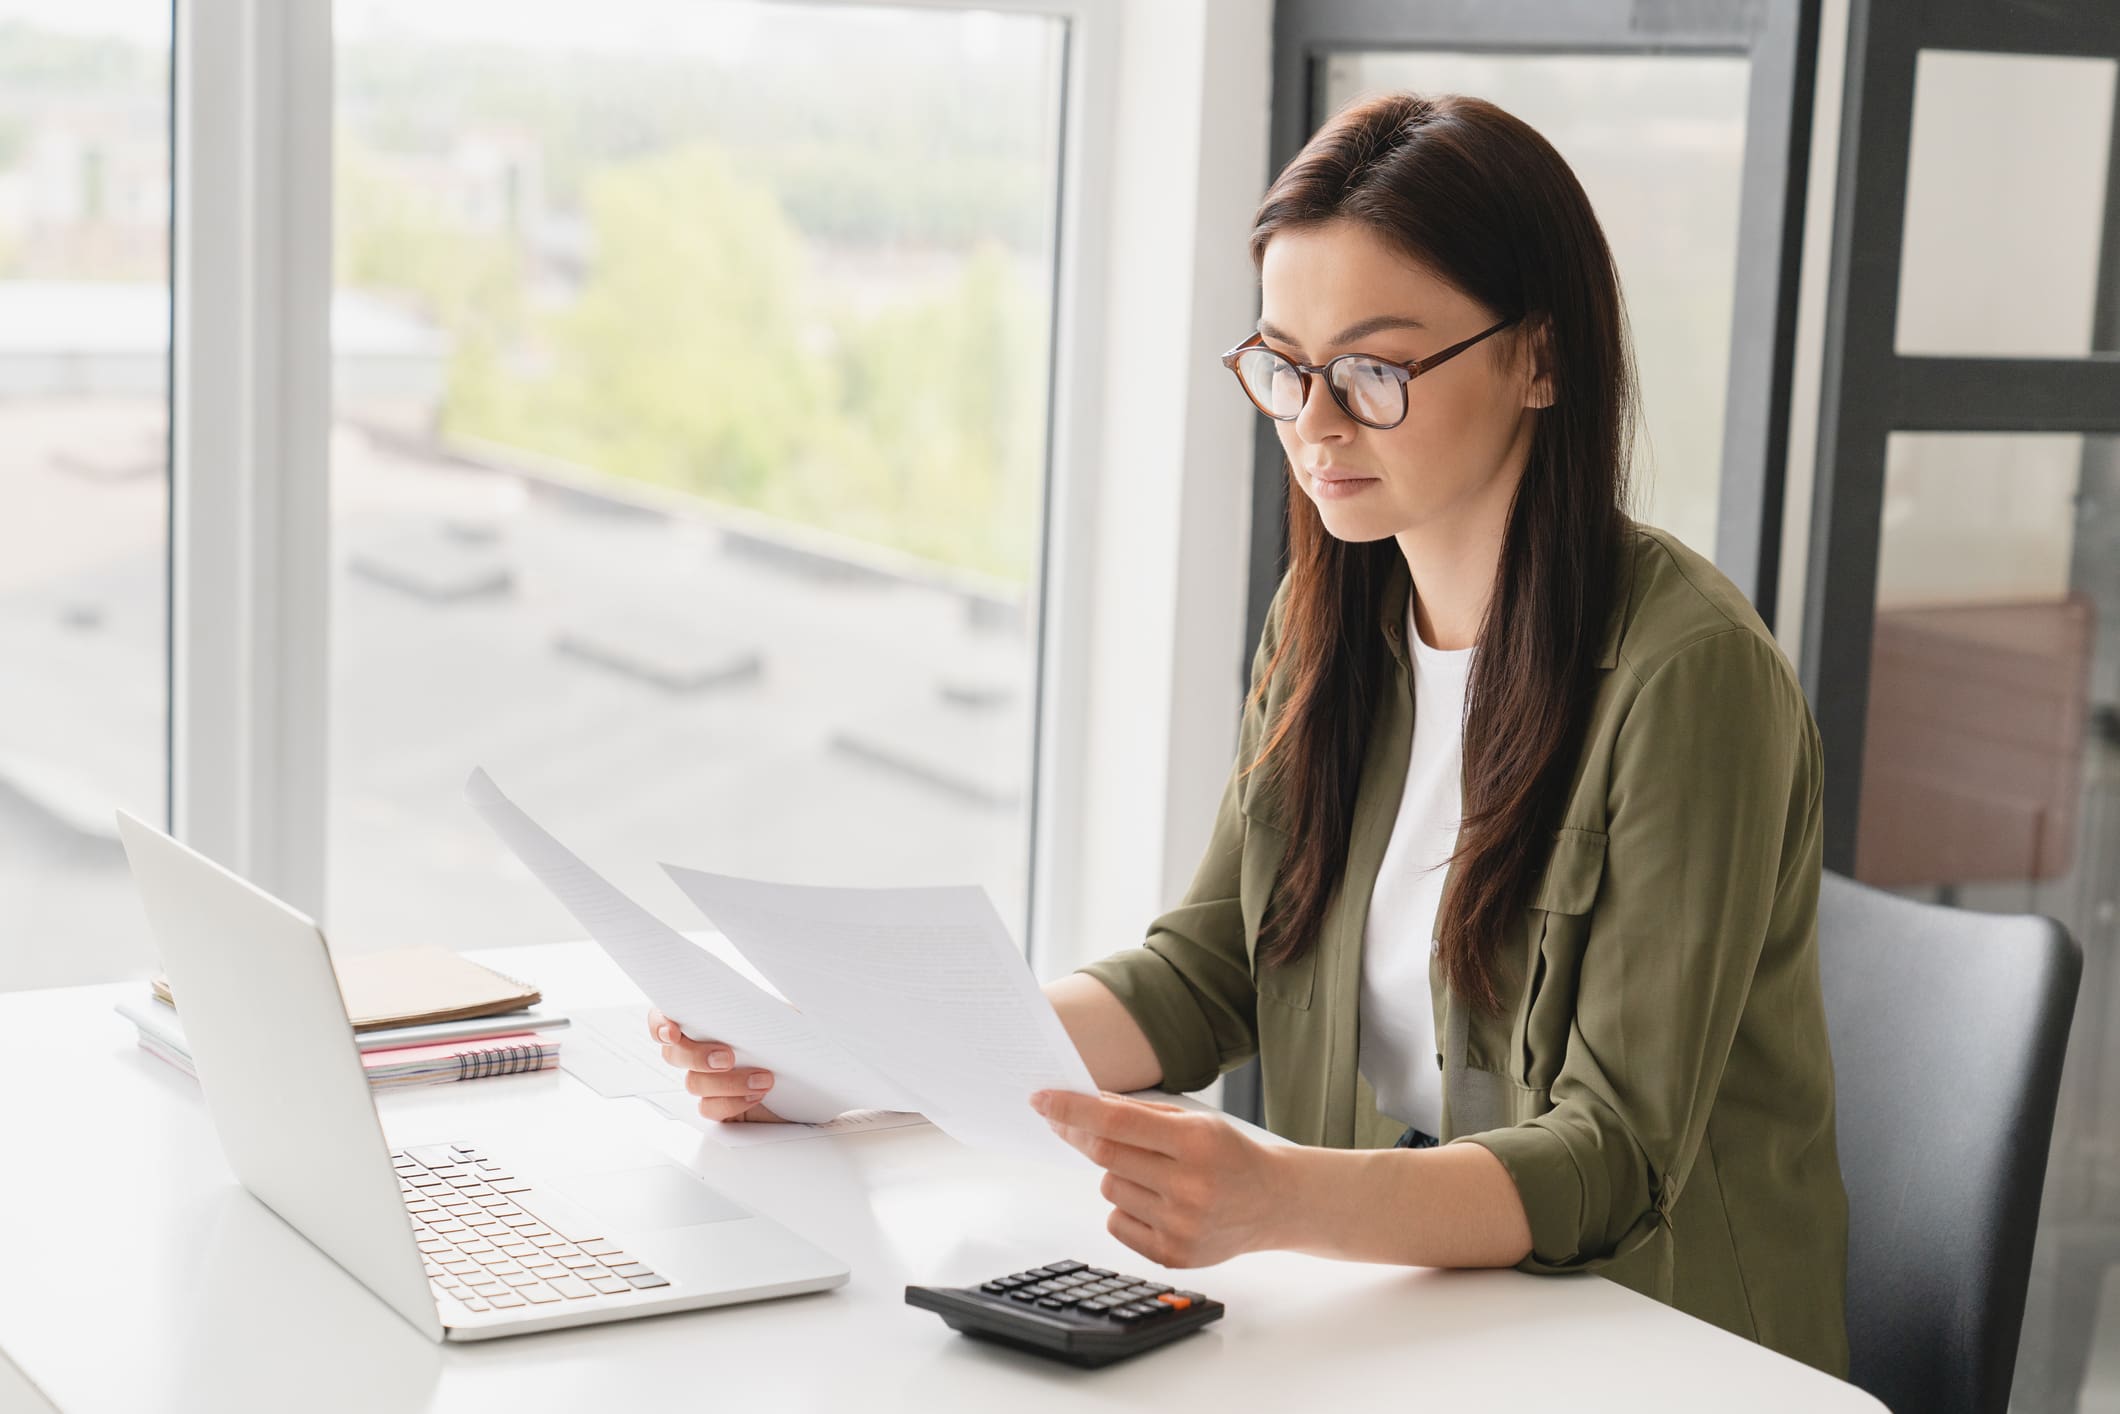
top-left (171, 0), bottom-right (334, 910)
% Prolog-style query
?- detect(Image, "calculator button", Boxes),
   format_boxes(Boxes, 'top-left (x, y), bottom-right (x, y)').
top-left (1086, 1267), bottom-right (1114, 1278)
top-left (1112, 1304), bottom-right (1154, 1322)
top-left (980, 1282), bottom-right (1008, 1294)
top-left (1045, 1261), bottom-right (1086, 1275)
top-left (1175, 1290), bottom-right (1207, 1304)
top-left (1156, 1294), bottom-right (1193, 1311)
top-left (1010, 1291), bottom-right (1040, 1303)
top-left (1036, 1298), bottom-right (1065, 1310)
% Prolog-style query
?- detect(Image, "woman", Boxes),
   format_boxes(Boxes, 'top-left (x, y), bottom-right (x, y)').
top-left (648, 91), bottom-right (1850, 1379)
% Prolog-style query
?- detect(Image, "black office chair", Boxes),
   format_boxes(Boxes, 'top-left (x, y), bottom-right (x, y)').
top-left (1817, 870), bottom-right (2083, 1414)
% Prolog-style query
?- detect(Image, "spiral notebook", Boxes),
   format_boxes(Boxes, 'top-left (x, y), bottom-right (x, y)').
top-left (149, 944), bottom-right (541, 1032)
top-left (360, 1034), bottom-right (560, 1090)
top-left (130, 1017), bottom-right (560, 1091)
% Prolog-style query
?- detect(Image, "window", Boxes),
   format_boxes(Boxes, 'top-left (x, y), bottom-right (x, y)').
top-left (0, 4), bottom-right (170, 989)
top-left (1320, 51), bottom-right (1751, 561)
top-left (1858, 432), bottom-right (2115, 902)
top-left (1896, 51), bottom-right (2118, 358)
top-left (328, 2), bottom-right (1067, 952)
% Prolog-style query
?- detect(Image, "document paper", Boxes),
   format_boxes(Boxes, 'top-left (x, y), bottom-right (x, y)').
top-left (640, 1091), bottom-right (931, 1147)
top-left (663, 865), bottom-right (1099, 1169)
top-left (564, 1003), bottom-right (930, 1144)
top-left (464, 768), bottom-right (915, 1122)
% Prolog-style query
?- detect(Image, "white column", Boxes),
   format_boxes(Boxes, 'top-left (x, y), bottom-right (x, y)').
top-left (1041, 0), bottom-right (1272, 988)
top-left (171, 0), bottom-right (334, 913)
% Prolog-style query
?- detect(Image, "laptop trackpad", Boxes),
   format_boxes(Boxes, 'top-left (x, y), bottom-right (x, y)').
top-left (551, 1165), bottom-right (751, 1232)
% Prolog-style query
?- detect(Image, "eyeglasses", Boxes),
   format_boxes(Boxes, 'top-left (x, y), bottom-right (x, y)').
top-left (1218, 315), bottom-right (1520, 431)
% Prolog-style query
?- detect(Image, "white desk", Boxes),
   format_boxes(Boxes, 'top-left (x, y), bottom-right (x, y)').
top-left (0, 941), bottom-right (1885, 1413)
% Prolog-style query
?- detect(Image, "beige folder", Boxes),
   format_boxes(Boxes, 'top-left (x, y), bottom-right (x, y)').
top-left (151, 944), bottom-right (541, 1031)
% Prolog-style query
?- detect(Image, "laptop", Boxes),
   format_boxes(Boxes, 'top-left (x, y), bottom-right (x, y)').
top-left (114, 809), bottom-right (850, 1341)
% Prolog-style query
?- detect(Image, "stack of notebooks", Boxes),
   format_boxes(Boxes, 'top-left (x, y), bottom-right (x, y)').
top-left (120, 945), bottom-right (570, 1091)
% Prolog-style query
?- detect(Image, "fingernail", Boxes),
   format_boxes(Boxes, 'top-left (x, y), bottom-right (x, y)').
top-left (748, 1071), bottom-right (774, 1089)
top-left (659, 1024), bottom-right (674, 1041)
top-left (1029, 1092), bottom-right (1049, 1115)
top-left (707, 1052), bottom-right (732, 1071)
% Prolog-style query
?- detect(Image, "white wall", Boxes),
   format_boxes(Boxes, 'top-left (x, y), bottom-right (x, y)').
top-left (1059, 0), bottom-right (1271, 1003)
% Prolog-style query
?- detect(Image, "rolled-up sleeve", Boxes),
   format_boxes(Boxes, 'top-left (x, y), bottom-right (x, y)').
top-left (1070, 582), bottom-right (1288, 1095)
top-left (1459, 627), bottom-right (1821, 1272)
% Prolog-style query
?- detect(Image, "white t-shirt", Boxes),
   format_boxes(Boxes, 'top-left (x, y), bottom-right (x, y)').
top-left (1357, 597), bottom-right (1474, 1136)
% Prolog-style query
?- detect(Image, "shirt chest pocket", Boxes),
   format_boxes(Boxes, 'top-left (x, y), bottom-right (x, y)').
top-left (1238, 814), bottom-right (1317, 1011)
top-left (1513, 826), bottom-right (1608, 1091)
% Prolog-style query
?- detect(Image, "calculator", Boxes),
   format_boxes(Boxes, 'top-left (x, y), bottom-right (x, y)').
top-left (905, 1259), bottom-right (1224, 1367)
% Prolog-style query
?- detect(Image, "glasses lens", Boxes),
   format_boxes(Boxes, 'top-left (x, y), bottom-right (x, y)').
top-left (1235, 347), bottom-right (1302, 418)
top-left (1331, 357), bottom-right (1405, 427)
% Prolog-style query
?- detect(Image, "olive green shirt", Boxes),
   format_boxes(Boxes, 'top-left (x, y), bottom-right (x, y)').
top-left (1076, 522), bottom-right (1851, 1379)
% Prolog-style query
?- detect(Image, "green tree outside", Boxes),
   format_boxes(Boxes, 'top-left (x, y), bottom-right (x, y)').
top-left (342, 136), bottom-right (1050, 585)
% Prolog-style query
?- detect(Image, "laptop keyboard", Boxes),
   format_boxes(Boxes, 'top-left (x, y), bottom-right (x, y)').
top-left (394, 1143), bottom-right (669, 1313)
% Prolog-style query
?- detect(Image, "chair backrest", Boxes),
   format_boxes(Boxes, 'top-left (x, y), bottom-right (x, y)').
top-left (1818, 870), bottom-right (2082, 1414)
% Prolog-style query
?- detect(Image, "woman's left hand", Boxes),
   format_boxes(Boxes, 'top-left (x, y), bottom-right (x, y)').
top-left (1031, 1089), bottom-right (1293, 1268)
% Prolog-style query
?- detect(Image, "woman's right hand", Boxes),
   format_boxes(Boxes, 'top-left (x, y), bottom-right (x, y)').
top-left (645, 1007), bottom-right (789, 1123)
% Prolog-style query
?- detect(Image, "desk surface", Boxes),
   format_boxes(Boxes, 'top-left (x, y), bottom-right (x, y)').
top-left (0, 941), bottom-right (1885, 1414)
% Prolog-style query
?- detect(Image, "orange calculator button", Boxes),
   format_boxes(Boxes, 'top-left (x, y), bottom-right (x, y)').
top-left (1156, 1294), bottom-right (1192, 1311)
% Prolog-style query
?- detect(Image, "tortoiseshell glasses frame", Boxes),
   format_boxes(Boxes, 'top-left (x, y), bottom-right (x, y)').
top-left (1218, 315), bottom-right (1521, 430)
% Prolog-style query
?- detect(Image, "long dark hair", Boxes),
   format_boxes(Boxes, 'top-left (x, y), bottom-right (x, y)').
top-left (1243, 92), bottom-right (1636, 1017)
